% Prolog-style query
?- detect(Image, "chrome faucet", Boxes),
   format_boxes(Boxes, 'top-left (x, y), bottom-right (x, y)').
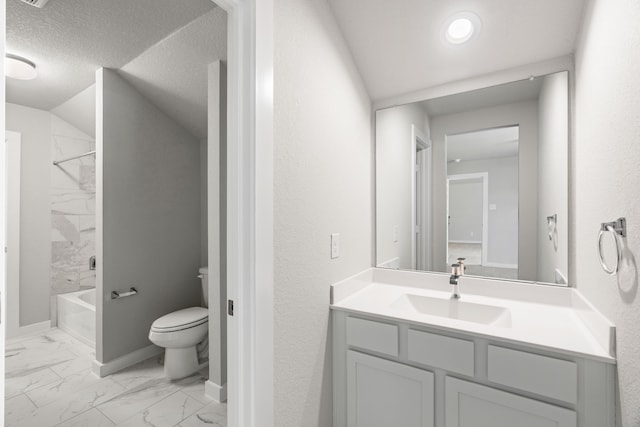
top-left (457, 257), bottom-right (466, 274)
top-left (450, 263), bottom-right (463, 299)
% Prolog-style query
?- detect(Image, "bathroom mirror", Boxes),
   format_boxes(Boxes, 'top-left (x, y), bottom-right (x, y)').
top-left (375, 71), bottom-right (568, 285)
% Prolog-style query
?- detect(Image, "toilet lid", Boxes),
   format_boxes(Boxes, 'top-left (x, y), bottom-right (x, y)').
top-left (152, 307), bottom-right (208, 332)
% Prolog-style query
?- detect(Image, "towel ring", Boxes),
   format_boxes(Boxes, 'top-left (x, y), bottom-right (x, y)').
top-left (598, 218), bottom-right (626, 275)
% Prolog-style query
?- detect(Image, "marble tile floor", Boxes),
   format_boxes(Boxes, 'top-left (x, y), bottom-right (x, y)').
top-left (5, 328), bottom-right (226, 427)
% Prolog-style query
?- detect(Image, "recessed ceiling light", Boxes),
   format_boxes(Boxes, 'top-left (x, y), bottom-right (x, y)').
top-left (5, 54), bottom-right (37, 80)
top-left (454, 158), bottom-right (462, 163)
top-left (443, 12), bottom-right (481, 45)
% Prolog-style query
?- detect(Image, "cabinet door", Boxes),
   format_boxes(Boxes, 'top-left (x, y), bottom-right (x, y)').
top-left (347, 351), bottom-right (434, 427)
top-left (445, 377), bottom-right (576, 427)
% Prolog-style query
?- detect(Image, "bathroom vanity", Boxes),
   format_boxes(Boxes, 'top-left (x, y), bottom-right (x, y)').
top-left (331, 269), bottom-right (616, 427)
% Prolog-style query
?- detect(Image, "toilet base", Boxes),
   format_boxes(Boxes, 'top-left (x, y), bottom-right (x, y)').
top-left (164, 346), bottom-right (199, 380)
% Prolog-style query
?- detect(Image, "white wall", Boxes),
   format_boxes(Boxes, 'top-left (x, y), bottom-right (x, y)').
top-left (449, 156), bottom-right (519, 266)
top-left (574, 0), bottom-right (640, 424)
top-left (537, 72), bottom-right (569, 283)
top-left (200, 138), bottom-right (208, 267)
top-left (51, 84), bottom-right (96, 138)
top-left (376, 103), bottom-right (430, 269)
top-left (6, 103), bottom-right (52, 327)
top-left (274, 0), bottom-right (372, 424)
top-left (96, 68), bottom-right (202, 363)
top-left (206, 60), bottom-right (227, 392)
top-left (430, 101), bottom-right (538, 278)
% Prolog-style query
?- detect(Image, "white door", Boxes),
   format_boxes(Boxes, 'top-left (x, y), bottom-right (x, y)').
top-left (347, 351), bottom-right (434, 427)
top-left (445, 377), bottom-right (576, 427)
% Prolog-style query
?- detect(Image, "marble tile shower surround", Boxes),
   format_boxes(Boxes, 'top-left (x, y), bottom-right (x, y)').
top-left (5, 328), bottom-right (227, 426)
top-left (50, 117), bottom-right (96, 298)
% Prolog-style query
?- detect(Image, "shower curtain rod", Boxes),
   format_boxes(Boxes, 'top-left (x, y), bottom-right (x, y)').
top-left (53, 150), bottom-right (96, 166)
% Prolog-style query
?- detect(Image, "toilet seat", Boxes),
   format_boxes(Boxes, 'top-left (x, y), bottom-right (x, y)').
top-left (151, 307), bottom-right (208, 333)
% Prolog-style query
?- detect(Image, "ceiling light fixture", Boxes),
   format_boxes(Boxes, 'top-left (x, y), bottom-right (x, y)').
top-left (443, 12), bottom-right (481, 45)
top-left (5, 54), bottom-right (38, 80)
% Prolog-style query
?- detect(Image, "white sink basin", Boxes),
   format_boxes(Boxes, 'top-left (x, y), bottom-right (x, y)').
top-left (390, 294), bottom-right (512, 327)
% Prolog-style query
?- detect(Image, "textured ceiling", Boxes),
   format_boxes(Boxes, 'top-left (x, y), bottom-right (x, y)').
top-left (6, 0), bottom-right (225, 139)
top-left (328, 0), bottom-right (586, 102)
top-left (118, 8), bottom-right (227, 140)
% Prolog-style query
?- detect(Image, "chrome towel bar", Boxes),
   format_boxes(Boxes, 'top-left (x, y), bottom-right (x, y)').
top-left (111, 287), bottom-right (138, 300)
top-left (53, 150), bottom-right (96, 166)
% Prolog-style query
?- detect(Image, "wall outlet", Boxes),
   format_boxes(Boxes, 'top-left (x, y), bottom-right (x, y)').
top-left (331, 233), bottom-right (340, 259)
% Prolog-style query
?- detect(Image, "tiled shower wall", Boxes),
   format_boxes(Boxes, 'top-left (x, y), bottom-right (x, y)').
top-left (50, 116), bottom-right (96, 298)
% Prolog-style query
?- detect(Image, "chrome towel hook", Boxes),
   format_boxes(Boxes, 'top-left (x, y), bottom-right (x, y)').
top-left (546, 214), bottom-right (557, 241)
top-left (598, 218), bottom-right (626, 275)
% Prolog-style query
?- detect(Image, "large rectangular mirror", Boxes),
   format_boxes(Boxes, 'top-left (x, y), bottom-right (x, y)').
top-left (375, 71), bottom-right (568, 285)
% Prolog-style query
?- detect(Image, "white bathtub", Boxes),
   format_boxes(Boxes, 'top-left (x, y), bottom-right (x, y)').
top-left (57, 288), bottom-right (95, 347)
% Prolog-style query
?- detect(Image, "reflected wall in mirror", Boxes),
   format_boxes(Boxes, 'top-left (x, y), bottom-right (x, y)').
top-left (447, 125), bottom-right (519, 280)
top-left (376, 71), bottom-right (568, 285)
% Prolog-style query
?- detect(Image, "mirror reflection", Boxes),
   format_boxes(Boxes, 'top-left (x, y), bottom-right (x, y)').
top-left (376, 71), bottom-right (568, 285)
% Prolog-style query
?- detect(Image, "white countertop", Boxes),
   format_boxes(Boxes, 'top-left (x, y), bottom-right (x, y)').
top-left (330, 268), bottom-right (616, 364)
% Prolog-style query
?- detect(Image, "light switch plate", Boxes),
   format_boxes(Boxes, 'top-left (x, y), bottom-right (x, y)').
top-left (331, 233), bottom-right (340, 259)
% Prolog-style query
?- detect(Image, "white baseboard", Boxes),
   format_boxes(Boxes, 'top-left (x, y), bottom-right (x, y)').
top-left (6, 320), bottom-right (51, 340)
top-left (448, 240), bottom-right (482, 244)
top-left (484, 262), bottom-right (518, 269)
top-left (92, 344), bottom-right (163, 377)
top-left (205, 380), bottom-right (227, 403)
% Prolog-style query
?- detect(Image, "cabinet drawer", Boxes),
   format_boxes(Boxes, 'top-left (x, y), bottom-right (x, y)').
top-left (408, 329), bottom-right (474, 376)
top-left (488, 345), bottom-right (577, 404)
top-left (346, 317), bottom-right (398, 356)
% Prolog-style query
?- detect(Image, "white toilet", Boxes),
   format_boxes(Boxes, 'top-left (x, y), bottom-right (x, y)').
top-left (149, 267), bottom-right (209, 380)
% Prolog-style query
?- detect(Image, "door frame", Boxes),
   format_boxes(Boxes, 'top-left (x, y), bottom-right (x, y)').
top-left (4, 131), bottom-right (21, 339)
top-left (211, 1), bottom-right (274, 426)
top-left (446, 172), bottom-right (489, 267)
top-left (0, 1), bottom-right (274, 424)
top-left (411, 125), bottom-right (431, 270)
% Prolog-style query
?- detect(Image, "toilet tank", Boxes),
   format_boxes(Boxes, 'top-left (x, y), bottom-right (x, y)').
top-left (199, 267), bottom-right (209, 308)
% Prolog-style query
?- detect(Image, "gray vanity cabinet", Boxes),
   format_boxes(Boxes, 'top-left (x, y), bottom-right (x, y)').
top-left (332, 310), bottom-right (615, 427)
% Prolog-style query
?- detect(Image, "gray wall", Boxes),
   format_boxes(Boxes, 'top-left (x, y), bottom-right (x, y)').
top-left (537, 72), bottom-right (569, 283)
top-left (375, 103), bottom-right (430, 269)
top-left (6, 103), bottom-right (52, 326)
top-left (430, 101), bottom-right (538, 278)
top-left (449, 156), bottom-right (519, 266)
top-left (274, 0), bottom-right (372, 424)
top-left (448, 179), bottom-right (483, 243)
top-left (574, 0), bottom-right (640, 424)
top-left (96, 68), bottom-right (201, 363)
